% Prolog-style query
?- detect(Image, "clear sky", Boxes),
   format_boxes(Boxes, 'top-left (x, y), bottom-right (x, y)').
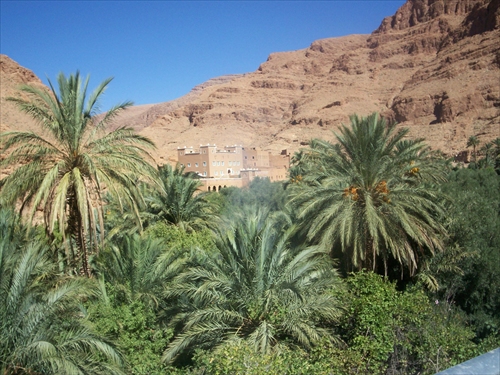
top-left (1, 1), bottom-right (406, 112)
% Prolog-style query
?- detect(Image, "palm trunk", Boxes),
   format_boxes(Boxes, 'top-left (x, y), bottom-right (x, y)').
top-left (68, 194), bottom-right (90, 277)
top-left (77, 211), bottom-right (90, 277)
top-left (365, 236), bottom-right (376, 272)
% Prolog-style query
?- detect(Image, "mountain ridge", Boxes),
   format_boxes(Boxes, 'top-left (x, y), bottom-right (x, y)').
top-left (1, 0), bottom-right (499, 164)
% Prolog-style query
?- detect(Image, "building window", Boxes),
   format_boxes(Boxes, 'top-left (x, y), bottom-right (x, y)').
top-left (217, 161), bottom-right (220, 166)
top-left (203, 171), bottom-right (207, 176)
top-left (221, 161), bottom-right (224, 166)
top-left (187, 163), bottom-right (191, 167)
top-left (229, 161), bottom-right (232, 166)
top-left (215, 171), bottom-right (218, 175)
top-left (252, 156), bottom-right (255, 159)
top-left (180, 164), bottom-right (184, 167)
top-left (237, 161), bottom-right (240, 166)
top-left (195, 163), bottom-right (198, 167)
top-left (212, 161), bottom-right (216, 166)
top-left (203, 161), bottom-right (207, 166)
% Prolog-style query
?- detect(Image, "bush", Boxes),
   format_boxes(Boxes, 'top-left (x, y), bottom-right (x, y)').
top-left (338, 271), bottom-right (480, 374)
top-left (87, 285), bottom-right (172, 375)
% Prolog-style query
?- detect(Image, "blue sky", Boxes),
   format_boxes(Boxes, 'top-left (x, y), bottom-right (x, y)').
top-left (1, 1), bottom-right (405, 112)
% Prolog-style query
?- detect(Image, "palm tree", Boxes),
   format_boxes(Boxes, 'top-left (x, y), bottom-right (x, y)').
top-left (478, 142), bottom-right (495, 168)
top-left (466, 135), bottom-right (480, 164)
top-left (146, 164), bottom-right (219, 232)
top-left (0, 72), bottom-right (157, 276)
top-left (162, 208), bottom-right (343, 363)
top-left (95, 232), bottom-right (186, 308)
top-left (0, 209), bottom-right (124, 374)
top-left (289, 113), bottom-right (447, 277)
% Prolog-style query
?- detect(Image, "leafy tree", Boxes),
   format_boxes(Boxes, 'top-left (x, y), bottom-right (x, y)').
top-left (146, 164), bottom-right (219, 232)
top-left (162, 208), bottom-right (343, 363)
top-left (87, 285), bottom-right (172, 375)
top-left (0, 209), bottom-right (124, 374)
top-left (0, 72), bottom-right (157, 276)
top-left (289, 113), bottom-right (447, 278)
top-left (337, 272), bottom-right (480, 375)
top-left (146, 220), bottom-right (217, 254)
top-left (438, 167), bottom-right (500, 339)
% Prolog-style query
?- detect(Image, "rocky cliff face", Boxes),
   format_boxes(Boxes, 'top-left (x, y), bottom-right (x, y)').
top-left (2, 0), bottom-right (499, 163)
top-left (0, 55), bottom-right (46, 133)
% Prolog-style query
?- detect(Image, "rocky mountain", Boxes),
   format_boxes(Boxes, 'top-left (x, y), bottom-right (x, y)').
top-left (0, 54), bottom-right (46, 134)
top-left (1, 0), bottom-right (499, 164)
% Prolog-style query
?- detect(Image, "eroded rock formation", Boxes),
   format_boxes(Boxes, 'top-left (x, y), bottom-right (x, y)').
top-left (2, 0), bottom-right (499, 163)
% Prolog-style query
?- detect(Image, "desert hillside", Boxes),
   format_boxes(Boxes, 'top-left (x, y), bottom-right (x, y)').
top-left (1, 0), bottom-right (499, 164)
top-left (0, 55), bottom-right (47, 134)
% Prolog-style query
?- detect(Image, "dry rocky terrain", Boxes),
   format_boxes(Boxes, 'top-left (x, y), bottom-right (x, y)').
top-left (1, 0), bottom-right (499, 164)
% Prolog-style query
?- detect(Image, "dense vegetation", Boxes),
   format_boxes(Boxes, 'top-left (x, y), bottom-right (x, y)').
top-left (0, 73), bottom-right (498, 374)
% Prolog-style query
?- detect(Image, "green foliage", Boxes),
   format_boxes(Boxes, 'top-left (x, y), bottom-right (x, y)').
top-left (87, 285), bottom-right (172, 375)
top-left (163, 209), bottom-right (343, 363)
top-left (0, 209), bottom-right (124, 374)
top-left (338, 271), bottom-right (479, 374)
top-left (219, 177), bottom-right (287, 214)
top-left (0, 72), bottom-right (157, 276)
top-left (96, 232), bottom-right (187, 309)
top-left (192, 340), bottom-right (334, 375)
top-left (145, 164), bottom-right (220, 232)
top-left (3, 71), bottom-right (499, 375)
top-left (289, 113), bottom-right (448, 278)
top-left (467, 135), bottom-right (480, 164)
top-left (438, 167), bottom-right (500, 338)
top-left (187, 273), bottom-right (483, 375)
top-left (467, 137), bottom-right (500, 171)
top-left (146, 221), bottom-right (217, 255)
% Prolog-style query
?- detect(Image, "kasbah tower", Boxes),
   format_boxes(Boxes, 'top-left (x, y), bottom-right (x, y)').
top-left (176, 144), bottom-right (290, 192)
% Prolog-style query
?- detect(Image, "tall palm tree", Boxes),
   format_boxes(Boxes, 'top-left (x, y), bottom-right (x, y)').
top-left (0, 209), bottom-right (124, 374)
top-left (0, 72), bottom-right (157, 276)
top-left (162, 208), bottom-right (342, 363)
top-left (289, 113), bottom-right (447, 277)
top-left (146, 164), bottom-right (219, 232)
top-left (466, 135), bottom-right (480, 164)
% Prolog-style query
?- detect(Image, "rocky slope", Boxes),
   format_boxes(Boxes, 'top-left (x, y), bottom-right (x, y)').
top-left (0, 54), bottom-right (46, 134)
top-left (1, 0), bottom-right (499, 163)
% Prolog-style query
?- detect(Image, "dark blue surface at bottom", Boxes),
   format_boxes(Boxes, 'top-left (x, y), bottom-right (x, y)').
top-left (435, 348), bottom-right (500, 375)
